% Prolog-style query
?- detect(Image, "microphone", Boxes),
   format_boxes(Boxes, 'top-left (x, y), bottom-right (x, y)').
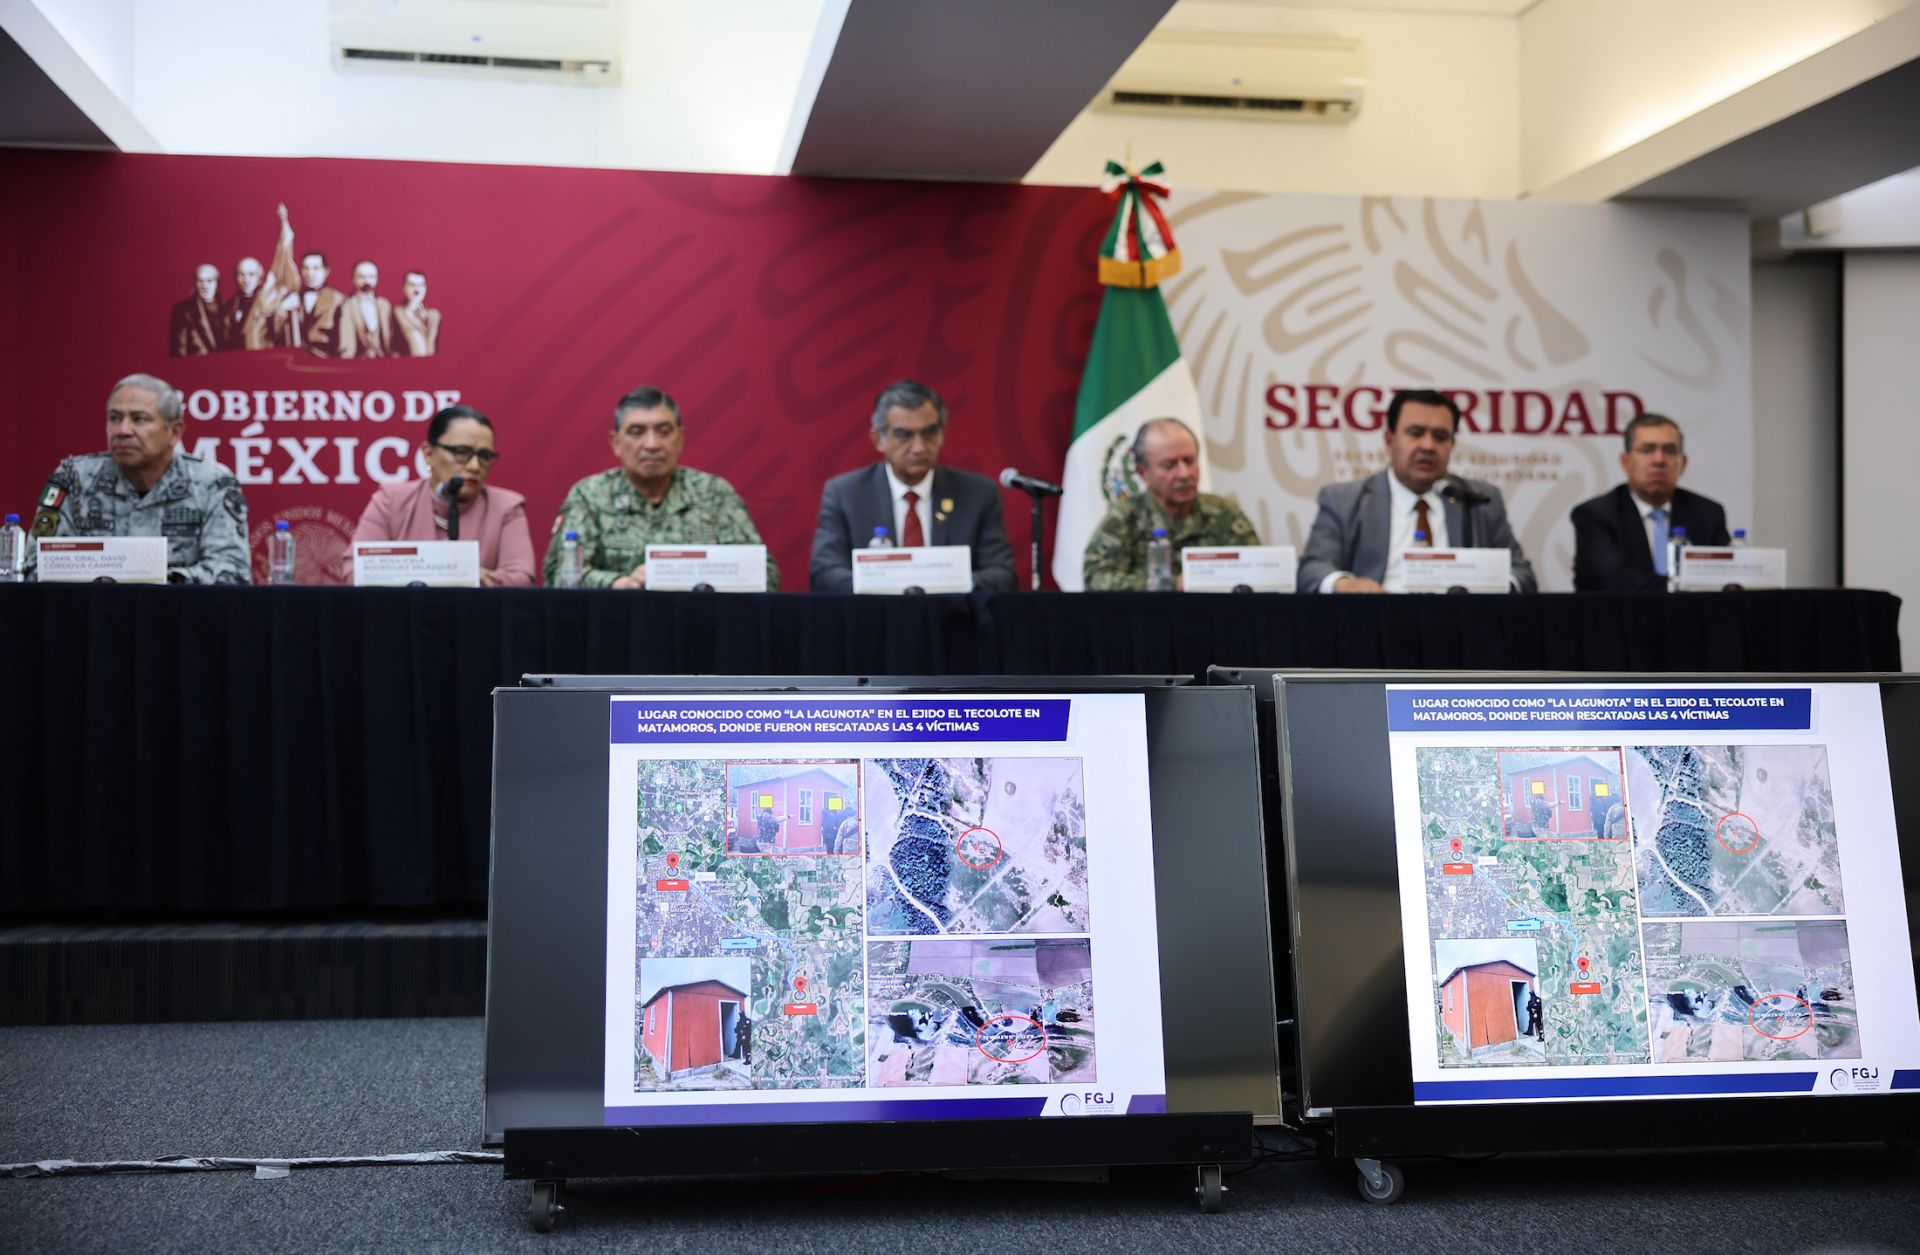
top-left (999, 468), bottom-right (1063, 497)
top-left (1439, 476), bottom-right (1489, 550)
top-left (442, 475), bottom-right (465, 541)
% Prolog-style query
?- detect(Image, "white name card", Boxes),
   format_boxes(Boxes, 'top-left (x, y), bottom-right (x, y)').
top-left (850, 545), bottom-right (973, 594)
top-left (1180, 545), bottom-right (1297, 593)
top-left (1676, 546), bottom-right (1787, 592)
top-left (1400, 547), bottom-right (1512, 594)
top-left (352, 540), bottom-right (480, 587)
top-left (35, 536), bottom-right (168, 583)
top-left (644, 544), bottom-right (769, 592)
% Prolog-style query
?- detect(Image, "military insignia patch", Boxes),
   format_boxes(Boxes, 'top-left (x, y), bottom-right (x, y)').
top-left (30, 508), bottom-right (60, 537)
top-left (38, 483), bottom-right (65, 510)
top-left (223, 486), bottom-right (247, 523)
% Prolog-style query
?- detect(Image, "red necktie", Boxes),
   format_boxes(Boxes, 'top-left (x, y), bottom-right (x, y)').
top-left (901, 490), bottom-right (925, 547)
top-left (1414, 498), bottom-right (1433, 546)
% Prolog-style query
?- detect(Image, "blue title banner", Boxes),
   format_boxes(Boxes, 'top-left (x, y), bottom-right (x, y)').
top-left (1386, 687), bottom-right (1812, 733)
top-left (610, 698), bottom-right (1070, 744)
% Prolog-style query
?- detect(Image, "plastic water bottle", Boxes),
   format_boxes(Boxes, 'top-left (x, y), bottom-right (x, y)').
top-left (1666, 525), bottom-right (1687, 593)
top-left (1730, 528), bottom-right (1748, 548)
top-left (555, 529), bottom-right (583, 588)
top-left (267, 520), bottom-right (296, 585)
top-left (868, 526), bottom-right (894, 548)
top-left (0, 514), bottom-right (23, 583)
top-left (1146, 527), bottom-right (1174, 592)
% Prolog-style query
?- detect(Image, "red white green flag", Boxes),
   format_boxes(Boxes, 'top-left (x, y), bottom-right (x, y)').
top-left (1053, 161), bottom-right (1206, 590)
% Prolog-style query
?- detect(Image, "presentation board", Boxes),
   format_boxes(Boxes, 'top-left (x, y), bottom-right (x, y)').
top-left (601, 692), bottom-right (1163, 1125)
top-left (1274, 672), bottom-right (1920, 1147)
top-left (485, 680), bottom-right (1280, 1147)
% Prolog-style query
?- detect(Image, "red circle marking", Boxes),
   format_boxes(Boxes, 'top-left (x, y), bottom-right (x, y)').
top-left (1749, 992), bottom-right (1812, 1041)
top-left (975, 1014), bottom-right (1048, 1064)
top-left (1716, 812), bottom-right (1760, 854)
top-left (794, 976), bottom-right (807, 993)
top-left (955, 827), bottom-right (1004, 871)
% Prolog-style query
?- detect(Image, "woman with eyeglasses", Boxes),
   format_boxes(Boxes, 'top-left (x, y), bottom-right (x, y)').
top-left (349, 403), bottom-right (536, 586)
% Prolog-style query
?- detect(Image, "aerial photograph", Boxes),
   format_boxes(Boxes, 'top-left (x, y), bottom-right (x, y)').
top-left (1643, 919), bottom-right (1859, 1062)
top-left (864, 757), bottom-right (1089, 935)
top-left (867, 938), bottom-right (1097, 1086)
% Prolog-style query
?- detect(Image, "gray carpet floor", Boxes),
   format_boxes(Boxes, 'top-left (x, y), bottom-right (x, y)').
top-left (2, 1018), bottom-right (1917, 1253)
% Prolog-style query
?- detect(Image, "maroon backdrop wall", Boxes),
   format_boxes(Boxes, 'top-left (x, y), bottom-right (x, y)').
top-left (0, 151), bottom-right (1108, 586)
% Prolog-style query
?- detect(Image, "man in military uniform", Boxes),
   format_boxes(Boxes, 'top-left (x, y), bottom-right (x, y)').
top-left (1081, 418), bottom-right (1259, 590)
top-left (26, 373), bottom-right (252, 584)
top-left (1524, 988), bottom-right (1544, 1043)
top-left (541, 385), bottom-right (778, 589)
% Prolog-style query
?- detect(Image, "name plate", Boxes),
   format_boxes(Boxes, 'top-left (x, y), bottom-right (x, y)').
top-left (1401, 547), bottom-right (1511, 594)
top-left (352, 540), bottom-right (480, 587)
top-left (35, 537), bottom-right (168, 584)
top-left (1676, 546), bottom-right (1787, 591)
top-left (850, 545), bottom-right (972, 594)
top-left (1181, 545), bottom-right (1297, 593)
top-left (644, 544), bottom-right (768, 592)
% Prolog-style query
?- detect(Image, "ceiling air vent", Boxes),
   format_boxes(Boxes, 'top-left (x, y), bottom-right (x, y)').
top-left (329, 0), bottom-right (622, 86)
top-left (1098, 33), bottom-right (1366, 124)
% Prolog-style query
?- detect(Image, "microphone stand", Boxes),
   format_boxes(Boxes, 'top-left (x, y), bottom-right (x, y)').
top-left (1028, 493), bottom-right (1043, 591)
top-left (445, 476), bottom-right (464, 542)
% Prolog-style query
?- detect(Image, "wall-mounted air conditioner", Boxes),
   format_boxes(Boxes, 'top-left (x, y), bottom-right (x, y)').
top-left (1097, 32), bottom-right (1366, 123)
top-left (329, 0), bottom-right (623, 86)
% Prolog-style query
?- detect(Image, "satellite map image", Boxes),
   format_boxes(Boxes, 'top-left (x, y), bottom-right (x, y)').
top-left (1417, 746), bottom-right (1650, 1066)
top-left (1626, 745), bottom-right (1843, 917)
top-left (1644, 919), bottom-right (1859, 1061)
top-left (867, 939), bottom-right (1097, 1086)
top-left (632, 759), bottom-right (865, 1090)
top-left (864, 757), bottom-right (1090, 935)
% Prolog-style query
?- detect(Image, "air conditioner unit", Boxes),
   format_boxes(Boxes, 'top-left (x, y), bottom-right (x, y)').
top-left (1097, 32), bottom-right (1366, 123)
top-left (329, 0), bottom-right (623, 86)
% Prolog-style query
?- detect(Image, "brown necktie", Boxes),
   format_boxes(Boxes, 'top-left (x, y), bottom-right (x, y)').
top-left (1414, 498), bottom-right (1433, 546)
top-left (901, 491), bottom-right (925, 547)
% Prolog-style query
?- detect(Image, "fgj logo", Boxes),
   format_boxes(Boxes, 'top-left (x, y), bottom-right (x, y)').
top-left (1059, 1093), bottom-right (1083, 1115)
top-left (1829, 1066), bottom-right (1883, 1093)
top-left (1058, 1092), bottom-right (1117, 1115)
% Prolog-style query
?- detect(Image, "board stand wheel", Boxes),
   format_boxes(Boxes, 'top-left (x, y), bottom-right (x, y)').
top-left (1195, 1162), bottom-right (1225, 1212)
top-left (530, 1179), bottom-right (565, 1232)
top-left (1355, 1157), bottom-right (1404, 1205)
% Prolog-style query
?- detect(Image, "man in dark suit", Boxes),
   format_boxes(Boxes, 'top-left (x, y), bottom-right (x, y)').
top-left (169, 264), bottom-right (223, 357)
top-left (1571, 413), bottom-right (1728, 591)
top-left (1297, 389), bottom-right (1536, 593)
top-left (808, 379), bottom-right (1016, 591)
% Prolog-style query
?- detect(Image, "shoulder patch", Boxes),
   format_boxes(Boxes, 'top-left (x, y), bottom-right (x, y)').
top-left (38, 483), bottom-right (65, 510)
top-left (223, 486), bottom-right (248, 523)
top-left (30, 508), bottom-right (61, 538)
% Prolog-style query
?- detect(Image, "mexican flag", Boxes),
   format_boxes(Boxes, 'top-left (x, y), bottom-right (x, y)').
top-left (1052, 162), bottom-right (1206, 591)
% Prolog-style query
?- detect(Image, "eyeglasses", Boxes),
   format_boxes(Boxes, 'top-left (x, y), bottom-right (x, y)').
top-left (432, 443), bottom-right (501, 466)
top-left (884, 423), bottom-right (944, 446)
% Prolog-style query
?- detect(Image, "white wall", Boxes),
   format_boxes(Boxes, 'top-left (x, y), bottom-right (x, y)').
top-left (1750, 258), bottom-right (1839, 585)
top-left (109, 0), bottom-right (832, 174)
top-left (1026, 3), bottom-right (1519, 199)
top-left (1519, 0), bottom-right (1918, 197)
top-left (1841, 251), bottom-right (1920, 632)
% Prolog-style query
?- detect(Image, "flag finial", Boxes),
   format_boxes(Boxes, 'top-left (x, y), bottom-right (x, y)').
top-left (1097, 160), bottom-right (1180, 288)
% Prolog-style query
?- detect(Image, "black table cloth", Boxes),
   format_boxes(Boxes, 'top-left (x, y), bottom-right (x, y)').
top-left (0, 585), bottom-right (1899, 915)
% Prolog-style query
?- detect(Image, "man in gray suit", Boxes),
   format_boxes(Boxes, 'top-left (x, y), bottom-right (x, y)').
top-left (1296, 389), bottom-right (1536, 593)
top-left (808, 379), bottom-right (1017, 592)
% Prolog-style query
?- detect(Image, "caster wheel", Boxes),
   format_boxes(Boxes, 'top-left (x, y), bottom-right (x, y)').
top-left (531, 1180), bottom-right (563, 1232)
top-left (1195, 1163), bottom-right (1225, 1213)
top-left (1356, 1160), bottom-right (1404, 1205)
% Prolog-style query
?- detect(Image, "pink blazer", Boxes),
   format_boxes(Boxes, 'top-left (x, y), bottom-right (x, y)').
top-left (350, 479), bottom-right (537, 586)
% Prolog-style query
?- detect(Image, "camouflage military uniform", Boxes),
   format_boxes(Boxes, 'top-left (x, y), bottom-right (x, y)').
top-left (1081, 491), bottom-right (1260, 591)
top-left (541, 466), bottom-right (779, 589)
top-left (26, 451), bottom-right (251, 584)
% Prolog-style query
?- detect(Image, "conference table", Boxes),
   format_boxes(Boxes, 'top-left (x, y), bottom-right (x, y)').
top-left (0, 584), bottom-right (1900, 916)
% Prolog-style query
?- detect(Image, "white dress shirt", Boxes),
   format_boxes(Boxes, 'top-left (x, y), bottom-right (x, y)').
top-left (356, 292), bottom-right (380, 334)
top-left (882, 462), bottom-right (934, 547)
top-left (1631, 491), bottom-right (1672, 566)
top-left (1318, 473), bottom-right (1447, 593)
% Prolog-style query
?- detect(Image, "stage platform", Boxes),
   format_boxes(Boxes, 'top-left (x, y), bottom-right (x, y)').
top-left (3, 1017), bottom-right (1918, 1252)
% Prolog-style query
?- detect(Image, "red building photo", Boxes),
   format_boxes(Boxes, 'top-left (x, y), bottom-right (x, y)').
top-left (1435, 939), bottom-right (1544, 1064)
top-left (637, 956), bottom-right (753, 1088)
top-left (726, 762), bottom-right (859, 855)
top-left (1499, 750), bottom-right (1625, 838)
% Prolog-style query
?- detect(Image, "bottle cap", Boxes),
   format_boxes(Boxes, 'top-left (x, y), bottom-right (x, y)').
top-left (1733, 528), bottom-right (1746, 537)
top-left (873, 526), bottom-right (889, 536)
top-left (1151, 527), bottom-right (1167, 538)
top-left (564, 530), bottom-right (580, 541)
top-left (274, 520), bottom-right (289, 531)
top-left (1414, 529), bottom-right (1429, 542)
top-left (1672, 526), bottom-right (1687, 537)
top-left (3, 514), bottom-right (17, 524)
